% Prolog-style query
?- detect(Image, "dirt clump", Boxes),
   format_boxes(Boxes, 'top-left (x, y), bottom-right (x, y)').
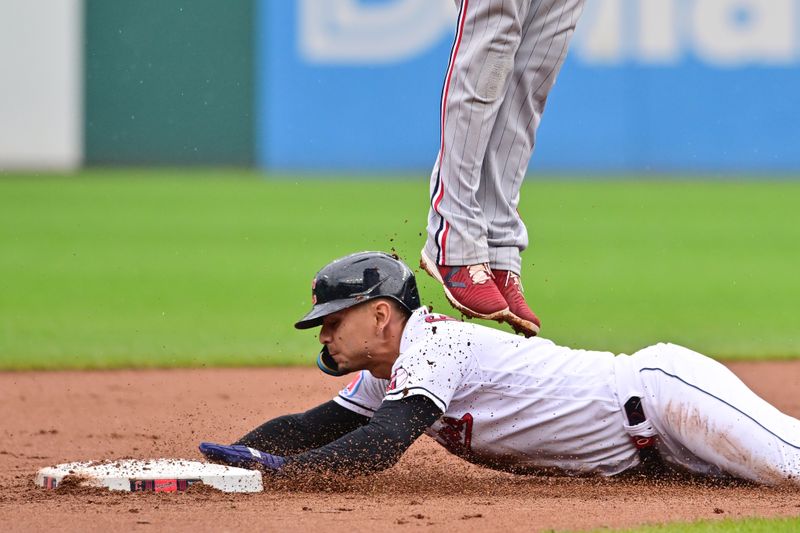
top-left (182, 482), bottom-right (224, 495)
top-left (53, 475), bottom-right (111, 496)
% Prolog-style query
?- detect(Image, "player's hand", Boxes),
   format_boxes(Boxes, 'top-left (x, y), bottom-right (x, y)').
top-left (199, 442), bottom-right (286, 471)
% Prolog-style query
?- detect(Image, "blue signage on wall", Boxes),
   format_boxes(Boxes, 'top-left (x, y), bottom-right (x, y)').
top-left (258, 0), bottom-right (800, 173)
top-left (257, 0), bottom-right (453, 172)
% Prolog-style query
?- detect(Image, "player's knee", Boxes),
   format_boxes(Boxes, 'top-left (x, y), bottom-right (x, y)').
top-left (475, 50), bottom-right (514, 102)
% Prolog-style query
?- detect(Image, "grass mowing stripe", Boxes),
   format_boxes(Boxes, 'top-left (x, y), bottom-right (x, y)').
top-left (590, 516), bottom-right (800, 532)
top-left (1, 172), bottom-right (799, 369)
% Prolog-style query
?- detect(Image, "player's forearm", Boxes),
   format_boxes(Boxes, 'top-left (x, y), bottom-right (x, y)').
top-left (233, 400), bottom-right (369, 455)
top-left (282, 419), bottom-right (407, 474)
top-left (282, 395), bottom-right (442, 475)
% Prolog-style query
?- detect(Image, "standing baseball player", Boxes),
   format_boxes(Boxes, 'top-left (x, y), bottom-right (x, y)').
top-left (422, 0), bottom-right (586, 337)
top-left (201, 252), bottom-right (800, 485)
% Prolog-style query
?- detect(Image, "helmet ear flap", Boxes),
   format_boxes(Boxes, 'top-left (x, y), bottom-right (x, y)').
top-left (316, 346), bottom-right (345, 376)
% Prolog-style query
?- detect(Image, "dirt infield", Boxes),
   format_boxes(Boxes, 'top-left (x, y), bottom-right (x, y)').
top-left (2, 363), bottom-right (800, 532)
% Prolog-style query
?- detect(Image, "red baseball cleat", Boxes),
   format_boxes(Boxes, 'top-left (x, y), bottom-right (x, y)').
top-left (420, 251), bottom-right (509, 320)
top-left (493, 270), bottom-right (541, 337)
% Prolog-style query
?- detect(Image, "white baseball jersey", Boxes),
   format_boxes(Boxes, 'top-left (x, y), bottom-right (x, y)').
top-left (334, 306), bottom-right (639, 476)
top-left (334, 307), bottom-right (800, 484)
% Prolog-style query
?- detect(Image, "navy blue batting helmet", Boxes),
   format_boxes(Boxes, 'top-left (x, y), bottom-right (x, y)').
top-left (294, 251), bottom-right (421, 376)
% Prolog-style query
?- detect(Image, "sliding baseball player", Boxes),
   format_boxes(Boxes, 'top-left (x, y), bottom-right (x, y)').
top-left (201, 252), bottom-right (800, 485)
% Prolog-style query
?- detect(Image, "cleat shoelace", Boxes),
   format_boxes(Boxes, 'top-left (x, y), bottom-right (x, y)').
top-left (467, 263), bottom-right (494, 285)
top-left (504, 271), bottom-right (524, 292)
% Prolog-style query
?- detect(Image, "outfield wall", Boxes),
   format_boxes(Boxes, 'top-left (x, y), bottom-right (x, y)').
top-left (0, 0), bottom-right (83, 170)
top-left (262, 0), bottom-right (800, 173)
top-left (1, 0), bottom-right (799, 173)
top-left (84, 0), bottom-right (254, 166)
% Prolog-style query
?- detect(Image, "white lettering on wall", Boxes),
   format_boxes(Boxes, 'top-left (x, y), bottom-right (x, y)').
top-left (692, 0), bottom-right (795, 66)
top-left (639, 0), bottom-right (680, 63)
top-left (574, 0), bottom-right (625, 63)
top-left (573, 0), bottom-right (797, 65)
top-left (299, 0), bottom-right (800, 66)
top-left (299, 0), bottom-right (454, 64)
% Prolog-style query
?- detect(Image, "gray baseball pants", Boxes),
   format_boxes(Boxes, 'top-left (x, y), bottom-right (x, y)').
top-left (425, 0), bottom-right (586, 274)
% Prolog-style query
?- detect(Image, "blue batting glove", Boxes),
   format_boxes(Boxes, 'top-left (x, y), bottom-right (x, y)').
top-left (199, 442), bottom-right (286, 471)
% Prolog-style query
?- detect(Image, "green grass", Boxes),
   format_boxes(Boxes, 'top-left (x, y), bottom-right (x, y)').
top-left (1, 170), bottom-right (799, 369)
top-left (590, 516), bottom-right (800, 532)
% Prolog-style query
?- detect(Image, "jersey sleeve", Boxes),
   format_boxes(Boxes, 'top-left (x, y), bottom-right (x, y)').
top-left (283, 395), bottom-right (443, 475)
top-left (333, 370), bottom-right (387, 417)
top-left (383, 334), bottom-right (472, 413)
